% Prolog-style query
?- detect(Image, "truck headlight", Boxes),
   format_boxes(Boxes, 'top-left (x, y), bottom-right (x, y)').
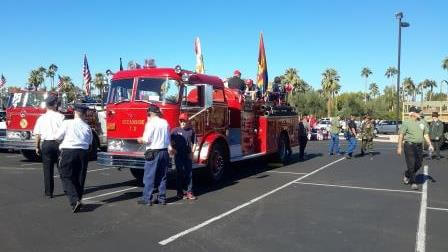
top-left (108, 139), bottom-right (124, 152)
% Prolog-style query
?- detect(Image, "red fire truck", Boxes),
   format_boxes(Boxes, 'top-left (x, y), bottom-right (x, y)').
top-left (98, 65), bottom-right (299, 182)
top-left (2, 90), bottom-right (106, 161)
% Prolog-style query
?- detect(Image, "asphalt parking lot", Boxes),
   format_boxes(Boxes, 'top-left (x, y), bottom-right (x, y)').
top-left (0, 141), bottom-right (447, 252)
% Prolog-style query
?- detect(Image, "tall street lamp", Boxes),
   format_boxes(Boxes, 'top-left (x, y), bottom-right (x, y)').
top-left (395, 12), bottom-right (410, 132)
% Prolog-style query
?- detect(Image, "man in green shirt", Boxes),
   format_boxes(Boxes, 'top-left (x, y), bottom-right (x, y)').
top-left (328, 116), bottom-right (341, 155)
top-left (429, 112), bottom-right (444, 160)
top-left (397, 106), bottom-right (434, 190)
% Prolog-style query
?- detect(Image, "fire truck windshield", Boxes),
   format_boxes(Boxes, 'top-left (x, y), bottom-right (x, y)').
top-left (7, 92), bottom-right (47, 108)
top-left (135, 78), bottom-right (180, 104)
top-left (108, 79), bottom-right (133, 104)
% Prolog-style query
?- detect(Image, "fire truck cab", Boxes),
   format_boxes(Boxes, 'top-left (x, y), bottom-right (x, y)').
top-left (98, 66), bottom-right (299, 182)
top-left (3, 90), bottom-right (106, 161)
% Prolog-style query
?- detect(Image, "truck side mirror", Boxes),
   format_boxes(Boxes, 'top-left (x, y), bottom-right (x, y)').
top-left (204, 84), bottom-right (213, 109)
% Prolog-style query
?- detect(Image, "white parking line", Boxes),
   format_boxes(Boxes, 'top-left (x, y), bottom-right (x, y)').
top-left (158, 157), bottom-right (345, 246)
top-left (427, 207), bottom-right (448, 213)
top-left (293, 182), bottom-right (421, 194)
top-left (0, 167), bottom-right (40, 170)
top-left (21, 163), bottom-right (39, 166)
top-left (267, 171), bottom-right (308, 175)
top-left (54, 167), bottom-right (116, 178)
top-left (416, 165), bottom-right (428, 252)
top-left (83, 187), bottom-right (139, 201)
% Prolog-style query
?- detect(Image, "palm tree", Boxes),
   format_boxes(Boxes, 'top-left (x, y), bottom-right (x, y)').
top-left (321, 68), bottom-right (341, 117)
top-left (46, 64), bottom-right (58, 89)
top-left (28, 67), bottom-right (46, 91)
top-left (94, 73), bottom-right (106, 105)
top-left (385, 66), bottom-right (398, 80)
top-left (369, 83), bottom-right (379, 99)
top-left (421, 79), bottom-right (437, 101)
top-left (402, 77), bottom-right (415, 102)
top-left (442, 56), bottom-right (448, 72)
top-left (417, 82), bottom-right (424, 102)
top-left (361, 67), bottom-right (372, 103)
top-left (59, 75), bottom-right (76, 102)
top-left (383, 85), bottom-right (396, 111)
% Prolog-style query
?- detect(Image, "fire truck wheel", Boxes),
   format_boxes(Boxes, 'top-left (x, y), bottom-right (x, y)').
top-left (276, 134), bottom-right (291, 165)
top-left (21, 150), bottom-right (42, 162)
top-left (130, 168), bottom-right (144, 185)
top-left (207, 143), bottom-right (228, 183)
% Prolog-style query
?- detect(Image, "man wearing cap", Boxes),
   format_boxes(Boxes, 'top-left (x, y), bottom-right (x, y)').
top-left (34, 95), bottom-right (65, 199)
top-left (397, 106), bottom-right (434, 190)
top-left (137, 104), bottom-right (171, 206)
top-left (227, 70), bottom-right (245, 91)
top-left (429, 112), bottom-right (444, 160)
top-left (55, 104), bottom-right (92, 212)
top-left (243, 79), bottom-right (260, 100)
top-left (171, 113), bottom-right (197, 200)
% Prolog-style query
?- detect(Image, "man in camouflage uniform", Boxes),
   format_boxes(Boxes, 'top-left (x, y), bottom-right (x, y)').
top-left (360, 115), bottom-right (374, 158)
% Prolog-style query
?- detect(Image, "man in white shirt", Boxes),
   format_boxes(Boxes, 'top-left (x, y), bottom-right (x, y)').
top-left (55, 104), bottom-right (92, 213)
top-left (34, 95), bottom-right (65, 198)
top-left (137, 104), bottom-right (171, 206)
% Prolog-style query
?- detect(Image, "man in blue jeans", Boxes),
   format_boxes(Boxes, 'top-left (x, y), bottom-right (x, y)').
top-left (345, 114), bottom-right (358, 159)
top-left (137, 105), bottom-right (172, 206)
top-left (328, 116), bottom-right (341, 155)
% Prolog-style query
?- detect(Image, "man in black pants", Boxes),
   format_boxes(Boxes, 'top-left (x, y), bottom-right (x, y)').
top-left (171, 113), bottom-right (197, 200)
top-left (298, 115), bottom-right (310, 161)
top-left (397, 106), bottom-right (433, 190)
top-left (34, 95), bottom-right (65, 198)
top-left (55, 104), bottom-right (92, 213)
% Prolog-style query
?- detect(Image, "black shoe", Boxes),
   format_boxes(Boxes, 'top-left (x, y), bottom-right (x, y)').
top-left (72, 201), bottom-right (82, 213)
top-left (152, 198), bottom-right (166, 205)
top-left (137, 200), bottom-right (152, 206)
top-left (346, 154), bottom-right (352, 159)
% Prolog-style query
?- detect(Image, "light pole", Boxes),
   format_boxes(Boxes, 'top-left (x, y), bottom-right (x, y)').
top-left (395, 12), bottom-right (410, 132)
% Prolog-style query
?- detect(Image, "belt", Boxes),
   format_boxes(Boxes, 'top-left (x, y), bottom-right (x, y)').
top-left (43, 140), bottom-right (58, 142)
top-left (148, 148), bottom-right (168, 151)
top-left (404, 141), bottom-right (422, 145)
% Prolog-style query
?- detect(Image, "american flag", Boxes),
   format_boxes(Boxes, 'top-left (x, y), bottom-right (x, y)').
top-left (57, 75), bottom-right (63, 91)
top-left (83, 54), bottom-right (92, 96)
top-left (0, 74), bottom-right (6, 88)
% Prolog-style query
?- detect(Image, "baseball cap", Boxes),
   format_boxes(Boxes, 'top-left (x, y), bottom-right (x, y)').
top-left (234, 70), bottom-right (241, 76)
top-left (147, 104), bottom-right (161, 114)
top-left (179, 113), bottom-right (189, 121)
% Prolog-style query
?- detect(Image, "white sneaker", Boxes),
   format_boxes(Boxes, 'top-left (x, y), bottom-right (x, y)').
top-left (403, 176), bottom-right (410, 185)
top-left (411, 184), bottom-right (419, 190)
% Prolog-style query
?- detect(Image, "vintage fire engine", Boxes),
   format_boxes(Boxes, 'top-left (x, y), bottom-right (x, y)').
top-left (98, 65), bottom-right (299, 182)
top-left (2, 90), bottom-right (106, 161)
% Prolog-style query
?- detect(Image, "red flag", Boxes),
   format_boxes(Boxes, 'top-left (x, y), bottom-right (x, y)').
top-left (256, 33), bottom-right (268, 94)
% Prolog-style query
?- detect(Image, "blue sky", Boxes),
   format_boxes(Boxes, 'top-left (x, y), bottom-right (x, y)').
top-left (1, 0), bottom-right (447, 93)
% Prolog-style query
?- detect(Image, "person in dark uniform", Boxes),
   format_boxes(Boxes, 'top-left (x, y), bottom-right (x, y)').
top-left (345, 114), bottom-right (358, 159)
top-left (34, 95), bottom-right (65, 198)
top-left (298, 115), bottom-right (310, 161)
top-left (429, 112), bottom-right (444, 159)
top-left (137, 104), bottom-right (171, 206)
top-left (55, 104), bottom-right (92, 213)
top-left (397, 106), bottom-right (434, 190)
top-left (171, 113), bottom-right (197, 200)
top-left (227, 70), bottom-right (245, 91)
top-left (243, 79), bottom-right (261, 99)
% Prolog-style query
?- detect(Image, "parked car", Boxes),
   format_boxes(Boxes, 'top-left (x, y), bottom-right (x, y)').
top-left (315, 120), bottom-right (331, 130)
top-left (375, 120), bottom-right (402, 134)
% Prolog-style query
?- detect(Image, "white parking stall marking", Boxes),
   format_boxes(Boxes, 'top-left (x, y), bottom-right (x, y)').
top-left (21, 163), bottom-right (39, 166)
top-left (266, 171), bottom-right (308, 175)
top-left (54, 167), bottom-right (116, 178)
top-left (158, 157), bottom-right (345, 246)
top-left (427, 207), bottom-right (448, 213)
top-left (293, 182), bottom-right (422, 194)
top-left (83, 187), bottom-right (139, 201)
top-left (416, 165), bottom-right (428, 252)
top-left (0, 167), bottom-right (40, 170)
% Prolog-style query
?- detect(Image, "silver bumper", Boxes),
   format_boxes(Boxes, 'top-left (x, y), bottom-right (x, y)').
top-left (97, 152), bottom-right (206, 170)
top-left (2, 139), bottom-right (35, 150)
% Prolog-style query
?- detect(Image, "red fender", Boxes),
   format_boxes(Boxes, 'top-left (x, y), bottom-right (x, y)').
top-left (197, 132), bottom-right (228, 164)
